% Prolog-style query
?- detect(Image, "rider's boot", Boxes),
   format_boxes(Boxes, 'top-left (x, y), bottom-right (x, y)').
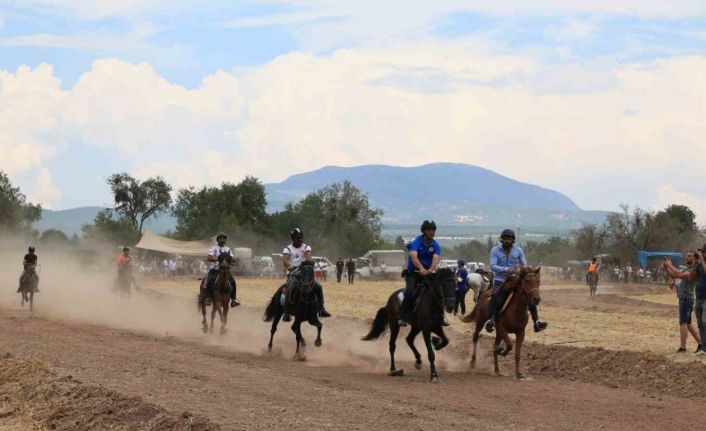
top-left (229, 277), bottom-right (240, 307)
top-left (315, 285), bottom-right (331, 318)
top-left (398, 296), bottom-right (410, 327)
top-left (485, 291), bottom-right (500, 333)
top-left (529, 303), bottom-right (548, 332)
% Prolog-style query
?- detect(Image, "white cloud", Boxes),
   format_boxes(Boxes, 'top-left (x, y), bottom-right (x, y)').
top-left (2, 47), bottom-right (706, 211)
top-left (221, 11), bottom-right (338, 29)
top-left (29, 168), bottom-right (62, 209)
top-left (656, 186), bottom-right (706, 226)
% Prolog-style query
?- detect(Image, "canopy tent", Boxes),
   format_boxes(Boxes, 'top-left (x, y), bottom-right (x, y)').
top-left (134, 231), bottom-right (252, 260)
top-left (637, 251), bottom-right (681, 269)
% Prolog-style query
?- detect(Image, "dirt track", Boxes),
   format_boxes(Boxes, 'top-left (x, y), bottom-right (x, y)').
top-left (0, 296), bottom-right (704, 430)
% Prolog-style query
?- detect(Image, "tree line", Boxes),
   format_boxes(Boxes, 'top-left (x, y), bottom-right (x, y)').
top-left (446, 204), bottom-right (703, 267)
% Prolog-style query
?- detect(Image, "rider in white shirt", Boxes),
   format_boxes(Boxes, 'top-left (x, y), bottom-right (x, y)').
top-left (204, 233), bottom-right (240, 307)
top-left (281, 228), bottom-right (330, 321)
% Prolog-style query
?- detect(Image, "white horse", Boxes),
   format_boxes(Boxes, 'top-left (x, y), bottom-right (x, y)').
top-left (466, 271), bottom-right (493, 303)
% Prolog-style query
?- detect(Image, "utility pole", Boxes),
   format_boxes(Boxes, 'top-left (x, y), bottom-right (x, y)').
top-left (517, 225), bottom-right (521, 247)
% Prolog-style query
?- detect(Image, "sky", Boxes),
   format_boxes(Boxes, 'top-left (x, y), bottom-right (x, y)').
top-left (1, 1), bottom-right (705, 221)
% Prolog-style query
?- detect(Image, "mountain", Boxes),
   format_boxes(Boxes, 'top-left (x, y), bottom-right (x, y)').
top-left (36, 207), bottom-right (176, 236)
top-left (265, 163), bottom-right (608, 229)
top-left (35, 164), bottom-right (609, 236)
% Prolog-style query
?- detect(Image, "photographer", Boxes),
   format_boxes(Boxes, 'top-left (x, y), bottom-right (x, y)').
top-left (663, 252), bottom-right (701, 353)
top-left (664, 248), bottom-right (706, 355)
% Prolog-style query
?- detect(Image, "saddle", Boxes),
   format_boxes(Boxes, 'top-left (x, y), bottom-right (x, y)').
top-left (475, 268), bottom-right (494, 284)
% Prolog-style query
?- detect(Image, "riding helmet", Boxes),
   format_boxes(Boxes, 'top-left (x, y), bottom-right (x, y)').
top-left (216, 232), bottom-right (228, 240)
top-left (420, 220), bottom-right (437, 232)
top-left (290, 228), bottom-right (303, 239)
top-left (28, 246), bottom-right (35, 253)
top-left (457, 259), bottom-right (466, 266)
top-left (123, 246), bottom-right (130, 252)
top-left (500, 229), bottom-right (516, 239)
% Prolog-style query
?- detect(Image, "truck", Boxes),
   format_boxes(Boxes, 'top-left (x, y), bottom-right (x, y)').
top-left (356, 249), bottom-right (406, 279)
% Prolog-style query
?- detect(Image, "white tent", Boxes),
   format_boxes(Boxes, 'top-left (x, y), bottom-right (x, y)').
top-left (134, 230), bottom-right (252, 260)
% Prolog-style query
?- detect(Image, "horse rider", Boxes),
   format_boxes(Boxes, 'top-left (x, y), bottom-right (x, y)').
top-left (485, 229), bottom-right (548, 333)
top-left (398, 220), bottom-right (447, 327)
top-left (205, 233), bottom-right (240, 308)
top-left (18, 246), bottom-right (39, 293)
top-left (281, 228), bottom-right (331, 322)
top-left (586, 257), bottom-right (599, 284)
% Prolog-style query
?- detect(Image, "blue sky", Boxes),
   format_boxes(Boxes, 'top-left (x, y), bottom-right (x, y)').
top-left (1, 1), bottom-right (706, 220)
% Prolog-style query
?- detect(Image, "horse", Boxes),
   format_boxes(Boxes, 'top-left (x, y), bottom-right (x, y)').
top-left (263, 260), bottom-right (322, 359)
top-left (587, 271), bottom-right (598, 296)
top-left (198, 252), bottom-right (234, 335)
top-left (113, 266), bottom-right (134, 300)
top-left (18, 264), bottom-right (39, 316)
top-left (462, 266), bottom-right (541, 380)
top-left (466, 269), bottom-right (494, 303)
top-left (362, 267), bottom-right (456, 382)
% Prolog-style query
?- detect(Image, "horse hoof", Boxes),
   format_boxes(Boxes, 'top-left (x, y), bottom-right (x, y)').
top-left (515, 373), bottom-right (527, 380)
top-left (220, 328), bottom-right (228, 336)
top-left (388, 369), bottom-right (405, 377)
top-left (494, 372), bottom-right (504, 377)
top-left (293, 353), bottom-right (306, 362)
top-left (202, 327), bottom-right (208, 334)
top-left (430, 375), bottom-right (440, 383)
top-left (300, 339), bottom-right (306, 347)
top-left (315, 339), bottom-right (322, 347)
top-left (414, 361), bottom-right (422, 370)
top-left (470, 360), bottom-right (476, 369)
top-left (267, 345), bottom-right (273, 352)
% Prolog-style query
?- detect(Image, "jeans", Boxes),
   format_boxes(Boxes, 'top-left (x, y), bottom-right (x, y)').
top-left (336, 271), bottom-right (343, 283)
top-left (679, 296), bottom-right (694, 325)
top-left (695, 298), bottom-right (706, 348)
top-left (348, 272), bottom-right (355, 284)
top-left (454, 290), bottom-right (467, 314)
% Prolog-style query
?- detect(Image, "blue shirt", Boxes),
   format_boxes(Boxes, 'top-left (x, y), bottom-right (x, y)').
top-left (695, 264), bottom-right (706, 299)
top-left (456, 268), bottom-right (468, 292)
top-left (489, 244), bottom-right (527, 283)
top-left (406, 235), bottom-right (441, 272)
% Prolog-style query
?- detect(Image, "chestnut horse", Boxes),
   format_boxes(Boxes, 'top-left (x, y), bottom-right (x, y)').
top-left (462, 266), bottom-right (541, 379)
top-left (362, 267), bottom-right (456, 382)
top-left (587, 271), bottom-right (598, 296)
top-left (198, 252), bottom-right (233, 335)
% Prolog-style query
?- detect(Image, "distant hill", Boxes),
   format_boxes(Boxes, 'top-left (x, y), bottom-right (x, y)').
top-left (266, 163), bottom-right (608, 229)
top-left (36, 207), bottom-right (176, 236)
top-left (35, 163), bottom-right (610, 237)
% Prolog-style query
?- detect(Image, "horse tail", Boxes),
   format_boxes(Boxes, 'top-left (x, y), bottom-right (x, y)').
top-left (263, 288), bottom-right (281, 322)
top-left (362, 307), bottom-right (388, 341)
top-left (459, 304), bottom-right (477, 323)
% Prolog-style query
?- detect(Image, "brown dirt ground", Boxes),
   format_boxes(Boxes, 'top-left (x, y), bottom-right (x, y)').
top-left (0, 276), bottom-right (703, 430)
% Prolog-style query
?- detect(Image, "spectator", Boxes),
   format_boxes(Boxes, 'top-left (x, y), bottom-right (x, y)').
top-left (380, 261), bottom-right (387, 278)
top-left (315, 260), bottom-right (324, 282)
top-left (664, 251), bottom-right (705, 354)
top-left (346, 258), bottom-right (356, 285)
top-left (335, 258), bottom-right (344, 283)
top-left (454, 259), bottom-right (469, 315)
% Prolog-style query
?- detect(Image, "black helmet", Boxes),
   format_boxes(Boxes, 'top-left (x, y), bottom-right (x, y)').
top-left (500, 229), bottom-right (515, 239)
top-left (420, 220), bottom-right (437, 232)
top-left (28, 246), bottom-right (35, 253)
top-left (123, 246), bottom-right (130, 252)
top-left (457, 259), bottom-right (466, 266)
top-left (216, 233), bottom-right (227, 241)
top-left (290, 228), bottom-right (303, 239)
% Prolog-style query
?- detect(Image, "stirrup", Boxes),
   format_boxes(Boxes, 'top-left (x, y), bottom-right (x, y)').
top-left (230, 298), bottom-right (240, 308)
top-left (318, 309), bottom-right (331, 318)
top-left (534, 320), bottom-right (548, 333)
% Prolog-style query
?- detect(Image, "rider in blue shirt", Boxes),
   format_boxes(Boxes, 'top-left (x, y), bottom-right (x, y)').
top-left (398, 220), bottom-right (443, 326)
top-left (485, 229), bottom-right (548, 333)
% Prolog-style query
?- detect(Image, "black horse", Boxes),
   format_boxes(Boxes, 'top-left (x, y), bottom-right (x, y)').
top-left (362, 267), bottom-right (456, 382)
top-left (263, 260), bottom-right (322, 360)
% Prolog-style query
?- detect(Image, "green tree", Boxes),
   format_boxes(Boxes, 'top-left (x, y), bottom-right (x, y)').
top-left (394, 236), bottom-right (406, 249)
top-left (271, 181), bottom-right (384, 257)
top-left (172, 176), bottom-right (268, 240)
top-left (82, 209), bottom-right (141, 245)
top-left (572, 223), bottom-right (607, 260)
top-left (107, 173), bottom-right (172, 232)
top-left (0, 171), bottom-right (41, 231)
top-left (523, 236), bottom-right (574, 266)
top-left (39, 228), bottom-right (70, 245)
top-left (451, 240), bottom-right (488, 263)
top-left (662, 204), bottom-right (697, 234)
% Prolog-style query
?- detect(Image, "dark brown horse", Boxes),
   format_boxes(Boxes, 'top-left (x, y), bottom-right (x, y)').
top-left (263, 260), bottom-right (322, 360)
top-left (199, 253), bottom-right (233, 335)
top-left (18, 264), bottom-right (39, 316)
top-left (362, 267), bottom-right (456, 382)
top-left (587, 271), bottom-right (598, 296)
top-left (462, 266), bottom-right (541, 379)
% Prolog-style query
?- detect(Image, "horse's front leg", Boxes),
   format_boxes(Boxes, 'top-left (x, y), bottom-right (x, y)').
top-left (515, 329), bottom-right (526, 380)
top-left (292, 320), bottom-right (305, 360)
top-left (268, 313), bottom-right (281, 352)
top-left (493, 331), bottom-right (504, 376)
top-left (29, 291), bottom-right (34, 315)
top-left (210, 303), bottom-right (217, 333)
top-left (220, 305), bottom-right (228, 335)
top-left (422, 328), bottom-right (439, 382)
top-left (470, 324), bottom-right (481, 369)
top-left (313, 317), bottom-right (322, 347)
top-left (406, 327), bottom-right (422, 369)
